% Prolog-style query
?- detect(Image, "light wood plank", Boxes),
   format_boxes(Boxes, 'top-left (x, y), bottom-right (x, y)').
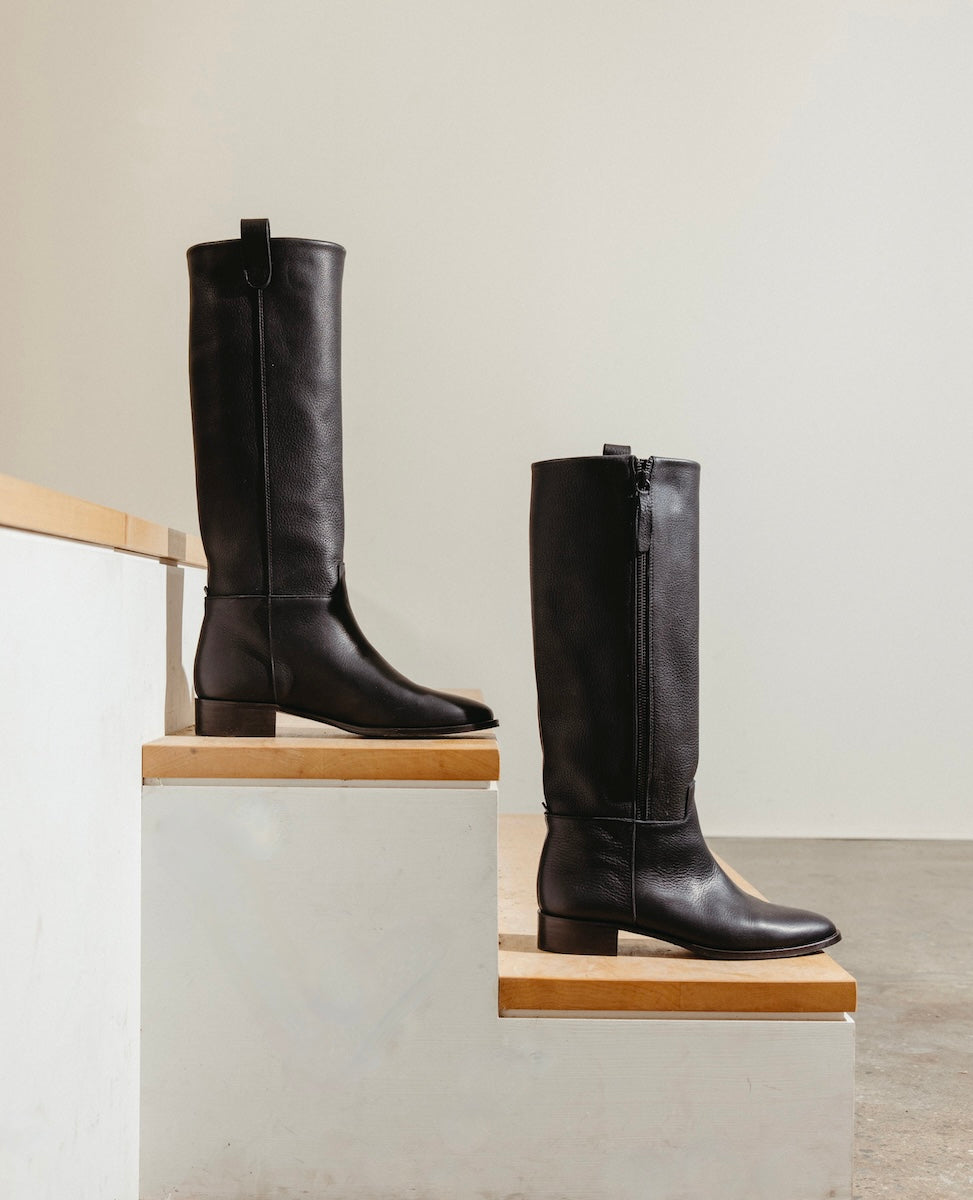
top-left (0, 473), bottom-right (206, 568)
top-left (143, 709), bottom-right (499, 782)
top-left (498, 813), bottom-right (857, 1014)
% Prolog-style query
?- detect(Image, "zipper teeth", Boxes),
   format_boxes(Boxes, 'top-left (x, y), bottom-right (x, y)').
top-left (635, 458), bottom-right (653, 821)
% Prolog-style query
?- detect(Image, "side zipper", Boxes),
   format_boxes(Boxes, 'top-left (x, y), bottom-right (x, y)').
top-left (634, 457), bottom-right (653, 822)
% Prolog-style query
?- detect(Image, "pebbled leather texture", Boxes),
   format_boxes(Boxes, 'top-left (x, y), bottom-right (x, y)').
top-left (530, 447), bottom-right (839, 955)
top-left (646, 457), bottom-right (699, 822)
top-left (188, 219), bottom-right (496, 735)
top-left (194, 596), bottom-right (276, 703)
top-left (530, 455), bottom-right (637, 820)
top-left (188, 229), bottom-right (346, 597)
top-left (537, 814), bottom-right (633, 926)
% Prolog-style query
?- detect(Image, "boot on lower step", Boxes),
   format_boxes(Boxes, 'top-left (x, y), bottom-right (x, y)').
top-left (188, 218), bottom-right (497, 738)
top-left (529, 446), bottom-right (839, 959)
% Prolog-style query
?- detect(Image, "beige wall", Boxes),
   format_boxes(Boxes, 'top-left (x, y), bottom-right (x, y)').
top-left (3, 1), bottom-right (972, 834)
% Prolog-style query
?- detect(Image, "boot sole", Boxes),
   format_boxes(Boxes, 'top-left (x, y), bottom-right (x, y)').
top-left (194, 697), bottom-right (499, 739)
top-left (537, 910), bottom-right (841, 961)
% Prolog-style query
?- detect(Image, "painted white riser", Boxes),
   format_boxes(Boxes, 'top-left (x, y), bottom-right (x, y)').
top-left (0, 526), bottom-right (205, 1200)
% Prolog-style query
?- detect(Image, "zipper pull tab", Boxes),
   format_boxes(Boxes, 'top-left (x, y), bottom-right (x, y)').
top-left (637, 489), bottom-right (652, 553)
top-left (636, 459), bottom-right (652, 553)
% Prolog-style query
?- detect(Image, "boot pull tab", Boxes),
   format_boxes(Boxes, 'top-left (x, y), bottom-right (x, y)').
top-left (603, 443), bottom-right (631, 457)
top-left (241, 218), bottom-right (272, 289)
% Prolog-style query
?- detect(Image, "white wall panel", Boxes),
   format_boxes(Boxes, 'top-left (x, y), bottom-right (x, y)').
top-left (0, 527), bottom-right (204, 1199)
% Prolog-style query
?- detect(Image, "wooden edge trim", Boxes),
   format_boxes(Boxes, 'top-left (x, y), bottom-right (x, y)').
top-left (141, 739), bottom-right (501, 782)
top-left (0, 473), bottom-right (206, 569)
top-left (497, 973), bottom-right (858, 1015)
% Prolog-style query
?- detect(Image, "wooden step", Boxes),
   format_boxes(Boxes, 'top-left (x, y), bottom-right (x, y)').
top-left (143, 706), bottom-right (499, 782)
top-left (0, 472), bottom-right (205, 567)
top-left (498, 814), bottom-right (857, 1015)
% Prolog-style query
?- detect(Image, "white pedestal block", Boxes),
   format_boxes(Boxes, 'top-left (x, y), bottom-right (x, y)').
top-left (142, 776), bottom-right (854, 1200)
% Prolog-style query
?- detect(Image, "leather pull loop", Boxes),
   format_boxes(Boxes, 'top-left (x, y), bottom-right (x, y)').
top-left (241, 218), bottom-right (272, 289)
top-left (603, 443), bottom-right (631, 457)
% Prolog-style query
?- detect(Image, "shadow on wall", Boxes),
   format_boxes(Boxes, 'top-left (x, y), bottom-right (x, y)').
top-left (165, 564), bottom-right (192, 733)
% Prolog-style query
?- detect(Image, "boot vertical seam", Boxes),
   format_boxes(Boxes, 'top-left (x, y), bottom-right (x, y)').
top-left (647, 510), bottom-right (655, 821)
top-left (255, 288), bottom-right (277, 706)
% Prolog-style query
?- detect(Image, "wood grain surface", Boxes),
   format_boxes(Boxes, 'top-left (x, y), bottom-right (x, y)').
top-left (143, 709), bottom-right (500, 781)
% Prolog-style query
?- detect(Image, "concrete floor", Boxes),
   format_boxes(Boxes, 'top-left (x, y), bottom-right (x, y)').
top-left (709, 837), bottom-right (973, 1200)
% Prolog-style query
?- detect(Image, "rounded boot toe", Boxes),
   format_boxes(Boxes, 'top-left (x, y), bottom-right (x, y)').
top-left (761, 904), bottom-right (840, 953)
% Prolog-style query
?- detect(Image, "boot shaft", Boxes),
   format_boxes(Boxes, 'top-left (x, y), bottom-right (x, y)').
top-left (188, 223), bottom-right (346, 597)
top-left (529, 449), bottom-right (700, 824)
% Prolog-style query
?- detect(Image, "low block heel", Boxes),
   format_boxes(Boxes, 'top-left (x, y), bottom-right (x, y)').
top-left (537, 911), bottom-right (619, 956)
top-left (195, 698), bottom-right (278, 737)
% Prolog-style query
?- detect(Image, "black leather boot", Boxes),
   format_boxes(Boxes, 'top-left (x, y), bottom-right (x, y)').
top-left (530, 446), bottom-right (839, 959)
top-left (188, 218), bottom-right (497, 738)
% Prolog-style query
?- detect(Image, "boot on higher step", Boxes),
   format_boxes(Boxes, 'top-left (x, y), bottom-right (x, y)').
top-left (188, 218), bottom-right (497, 739)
